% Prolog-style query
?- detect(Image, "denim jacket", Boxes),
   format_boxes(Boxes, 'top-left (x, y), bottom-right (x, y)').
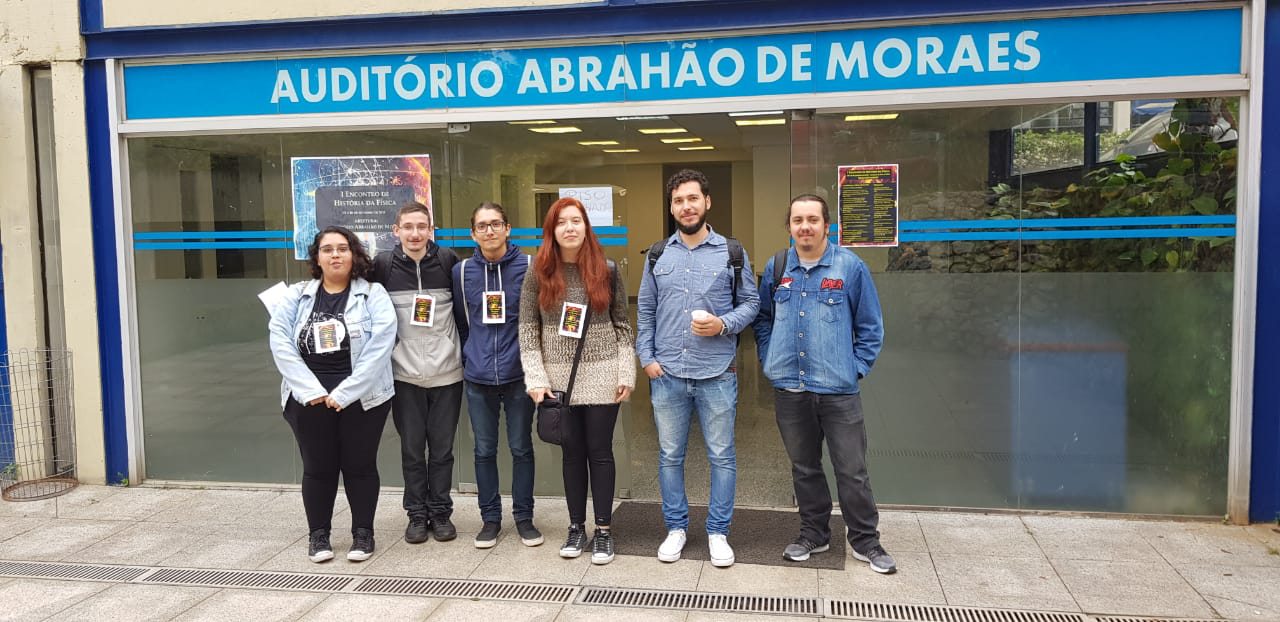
top-left (268, 278), bottom-right (397, 410)
top-left (752, 243), bottom-right (884, 394)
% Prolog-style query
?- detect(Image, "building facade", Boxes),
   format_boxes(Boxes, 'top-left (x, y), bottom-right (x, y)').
top-left (2, 0), bottom-right (1278, 522)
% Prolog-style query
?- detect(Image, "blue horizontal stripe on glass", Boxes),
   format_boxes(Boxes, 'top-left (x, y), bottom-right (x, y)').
top-left (437, 226), bottom-right (628, 237)
top-left (134, 241), bottom-right (295, 250)
top-left (894, 227), bottom-right (1236, 242)
top-left (133, 230), bottom-right (291, 240)
top-left (439, 238), bottom-right (629, 248)
top-left (895, 215), bottom-right (1236, 231)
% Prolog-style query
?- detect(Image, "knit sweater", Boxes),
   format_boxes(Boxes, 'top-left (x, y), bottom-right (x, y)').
top-left (519, 262), bottom-right (636, 406)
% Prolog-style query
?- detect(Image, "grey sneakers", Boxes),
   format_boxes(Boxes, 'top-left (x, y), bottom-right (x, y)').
top-left (307, 528), bottom-right (333, 563)
top-left (851, 544), bottom-right (897, 574)
top-left (347, 527), bottom-right (375, 562)
top-left (474, 522), bottom-right (501, 548)
top-left (560, 523), bottom-right (587, 558)
top-left (516, 519), bottom-right (544, 546)
top-left (782, 536), bottom-right (830, 562)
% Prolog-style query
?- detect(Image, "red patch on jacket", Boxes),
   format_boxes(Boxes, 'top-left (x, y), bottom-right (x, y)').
top-left (820, 278), bottom-right (844, 290)
top-left (778, 277), bottom-right (794, 289)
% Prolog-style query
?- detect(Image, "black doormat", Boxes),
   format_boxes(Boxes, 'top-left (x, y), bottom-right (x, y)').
top-left (609, 501), bottom-right (846, 570)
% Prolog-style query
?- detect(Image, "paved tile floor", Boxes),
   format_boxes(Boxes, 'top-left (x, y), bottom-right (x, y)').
top-left (0, 485), bottom-right (1277, 621)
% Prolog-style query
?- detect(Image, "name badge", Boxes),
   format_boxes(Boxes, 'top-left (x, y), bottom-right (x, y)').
top-left (482, 290), bottom-right (506, 324)
top-left (311, 319), bottom-right (345, 354)
top-left (558, 302), bottom-right (587, 339)
top-left (410, 294), bottom-right (436, 327)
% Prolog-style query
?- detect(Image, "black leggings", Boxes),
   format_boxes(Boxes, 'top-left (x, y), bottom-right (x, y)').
top-left (284, 397), bottom-right (391, 533)
top-left (561, 403), bottom-right (620, 526)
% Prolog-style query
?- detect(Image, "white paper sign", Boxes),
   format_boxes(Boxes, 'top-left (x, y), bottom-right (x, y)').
top-left (559, 187), bottom-right (614, 226)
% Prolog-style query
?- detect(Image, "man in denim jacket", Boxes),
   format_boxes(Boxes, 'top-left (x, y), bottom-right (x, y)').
top-left (752, 194), bottom-right (896, 574)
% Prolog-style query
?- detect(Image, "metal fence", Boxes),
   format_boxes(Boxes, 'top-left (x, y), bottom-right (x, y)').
top-left (0, 349), bottom-right (77, 501)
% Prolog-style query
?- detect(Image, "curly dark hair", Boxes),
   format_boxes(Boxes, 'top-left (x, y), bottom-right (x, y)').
top-left (307, 226), bottom-right (373, 280)
top-left (664, 168), bottom-right (709, 208)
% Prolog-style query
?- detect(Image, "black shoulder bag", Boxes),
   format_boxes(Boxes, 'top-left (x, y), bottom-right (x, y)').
top-left (536, 307), bottom-right (591, 445)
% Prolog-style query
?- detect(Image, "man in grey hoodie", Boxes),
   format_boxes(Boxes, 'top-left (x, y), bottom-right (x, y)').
top-left (371, 202), bottom-right (466, 544)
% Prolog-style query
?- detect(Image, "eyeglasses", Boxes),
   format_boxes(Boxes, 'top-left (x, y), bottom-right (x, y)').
top-left (318, 245), bottom-right (351, 256)
top-left (473, 222), bottom-right (508, 233)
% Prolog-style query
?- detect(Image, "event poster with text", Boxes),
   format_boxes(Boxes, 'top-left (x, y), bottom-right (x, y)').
top-left (291, 155), bottom-right (433, 259)
top-left (838, 164), bottom-right (899, 247)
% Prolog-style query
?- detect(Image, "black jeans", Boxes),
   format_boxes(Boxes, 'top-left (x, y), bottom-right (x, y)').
top-left (561, 403), bottom-right (619, 526)
top-left (392, 380), bottom-right (463, 520)
top-left (774, 391), bottom-right (881, 552)
top-left (284, 397), bottom-right (391, 534)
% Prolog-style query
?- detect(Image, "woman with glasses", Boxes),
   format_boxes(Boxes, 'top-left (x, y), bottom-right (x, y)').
top-left (268, 225), bottom-right (397, 563)
top-left (518, 197), bottom-right (635, 565)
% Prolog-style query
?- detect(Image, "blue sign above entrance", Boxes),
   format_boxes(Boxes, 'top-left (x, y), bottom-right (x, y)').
top-left (122, 8), bottom-right (1242, 120)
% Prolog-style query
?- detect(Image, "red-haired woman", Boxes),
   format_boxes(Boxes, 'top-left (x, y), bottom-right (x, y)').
top-left (519, 197), bottom-right (635, 565)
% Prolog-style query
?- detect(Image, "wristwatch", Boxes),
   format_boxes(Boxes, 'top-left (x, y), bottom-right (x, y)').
top-left (719, 321), bottom-right (730, 336)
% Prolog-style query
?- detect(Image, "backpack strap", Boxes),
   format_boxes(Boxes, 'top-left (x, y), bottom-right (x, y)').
top-left (436, 244), bottom-right (458, 281)
top-left (771, 248), bottom-right (789, 298)
top-left (459, 258), bottom-right (470, 327)
top-left (645, 239), bottom-right (668, 280)
top-left (725, 237), bottom-right (744, 306)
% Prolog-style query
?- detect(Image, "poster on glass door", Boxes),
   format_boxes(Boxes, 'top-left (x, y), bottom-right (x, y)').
top-left (290, 154), bottom-right (433, 260)
top-left (837, 164), bottom-right (899, 247)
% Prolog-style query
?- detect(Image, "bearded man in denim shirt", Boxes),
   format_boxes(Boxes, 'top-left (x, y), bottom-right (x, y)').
top-left (752, 194), bottom-right (896, 574)
top-left (637, 169), bottom-right (760, 568)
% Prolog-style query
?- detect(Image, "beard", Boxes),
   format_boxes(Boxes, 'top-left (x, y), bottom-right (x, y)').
top-left (676, 212), bottom-right (708, 235)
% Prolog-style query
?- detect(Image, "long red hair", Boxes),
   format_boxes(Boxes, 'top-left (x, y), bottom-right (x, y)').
top-left (535, 198), bottom-right (612, 312)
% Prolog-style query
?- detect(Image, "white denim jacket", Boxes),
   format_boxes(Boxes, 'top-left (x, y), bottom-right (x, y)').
top-left (268, 278), bottom-right (396, 410)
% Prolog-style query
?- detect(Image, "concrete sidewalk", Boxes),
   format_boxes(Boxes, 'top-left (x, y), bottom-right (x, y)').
top-left (0, 485), bottom-right (1277, 621)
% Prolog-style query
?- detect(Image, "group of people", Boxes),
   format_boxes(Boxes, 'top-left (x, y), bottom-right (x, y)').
top-left (267, 168), bottom-right (896, 575)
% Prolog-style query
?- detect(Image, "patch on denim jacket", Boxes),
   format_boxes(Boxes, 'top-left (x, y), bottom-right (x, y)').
top-left (820, 278), bottom-right (844, 290)
top-left (778, 277), bottom-right (793, 289)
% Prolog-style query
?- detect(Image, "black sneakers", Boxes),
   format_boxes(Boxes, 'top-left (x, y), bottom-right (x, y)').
top-left (348, 527), bottom-right (375, 562)
top-left (307, 528), bottom-right (333, 563)
top-left (516, 520), bottom-right (544, 546)
top-left (404, 515), bottom-right (430, 544)
top-left (431, 517), bottom-right (457, 542)
top-left (782, 536), bottom-right (830, 562)
top-left (590, 528), bottom-right (615, 565)
top-left (475, 522), bottom-right (501, 549)
top-left (560, 523), bottom-right (587, 558)
top-left (852, 544), bottom-right (898, 574)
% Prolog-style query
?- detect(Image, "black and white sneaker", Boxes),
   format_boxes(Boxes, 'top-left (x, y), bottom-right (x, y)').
top-left (782, 536), bottom-right (830, 562)
top-left (348, 527), bottom-right (375, 562)
top-left (560, 523), bottom-right (587, 558)
top-left (475, 522), bottom-right (501, 549)
top-left (307, 528), bottom-right (334, 563)
top-left (852, 544), bottom-right (897, 574)
top-left (590, 528), bottom-right (615, 565)
top-left (516, 519), bottom-right (544, 546)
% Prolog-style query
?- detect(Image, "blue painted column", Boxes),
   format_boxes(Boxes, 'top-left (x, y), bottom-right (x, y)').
top-left (84, 60), bottom-right (129, 484)
top-left (1250, 0), bottom-right (1280, 523)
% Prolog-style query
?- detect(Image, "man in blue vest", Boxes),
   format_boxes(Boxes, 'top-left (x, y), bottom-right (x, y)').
top-left (753, 194), bottom-right (896, 574)
top-left (452, 202), bottom-right (542, 549)
top-left (637, 169), bottom-right (760, 568)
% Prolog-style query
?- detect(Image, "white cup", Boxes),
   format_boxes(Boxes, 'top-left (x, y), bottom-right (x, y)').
top-left (691, 310), bottom-right (710, 321)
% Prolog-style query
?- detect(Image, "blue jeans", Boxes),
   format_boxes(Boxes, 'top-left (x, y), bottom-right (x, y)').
top-left (649, 369), bottom-right (738, 535)
top-left (465, 379), bottom-right (536, 524)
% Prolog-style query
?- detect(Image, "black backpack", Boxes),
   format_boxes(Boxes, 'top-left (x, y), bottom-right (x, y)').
top-left (645, 237), bottom-right (746, 305)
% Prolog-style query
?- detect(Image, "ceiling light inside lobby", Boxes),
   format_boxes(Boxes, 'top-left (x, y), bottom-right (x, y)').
top-left (734, 118), bottom-right (786, 126)
top-left (844, 113), bottom-right (899, 122)
top-left (638, 128), bottom-right (687, 134)
top-left (528, 126), bottom-right (582, 134)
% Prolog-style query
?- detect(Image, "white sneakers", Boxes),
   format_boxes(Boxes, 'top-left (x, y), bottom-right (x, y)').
top-left (708, 534), bottom-right (734, 568)
top-left (657, 529), bottom-right (734, 567)
top-left (657, 529), bottom-right (687, 562)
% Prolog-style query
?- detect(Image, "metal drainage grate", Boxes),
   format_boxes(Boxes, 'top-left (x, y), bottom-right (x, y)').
top-left (0, 561), bottom-right (149, 583)
top-left (826, 600), bottom-right (1087, 622)
top-left (355, 577), bottom-right (574, 603)
top-left (142, 568), bottom-right (353, 592)
top-left (578, 586), bottom-right (820, 616)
